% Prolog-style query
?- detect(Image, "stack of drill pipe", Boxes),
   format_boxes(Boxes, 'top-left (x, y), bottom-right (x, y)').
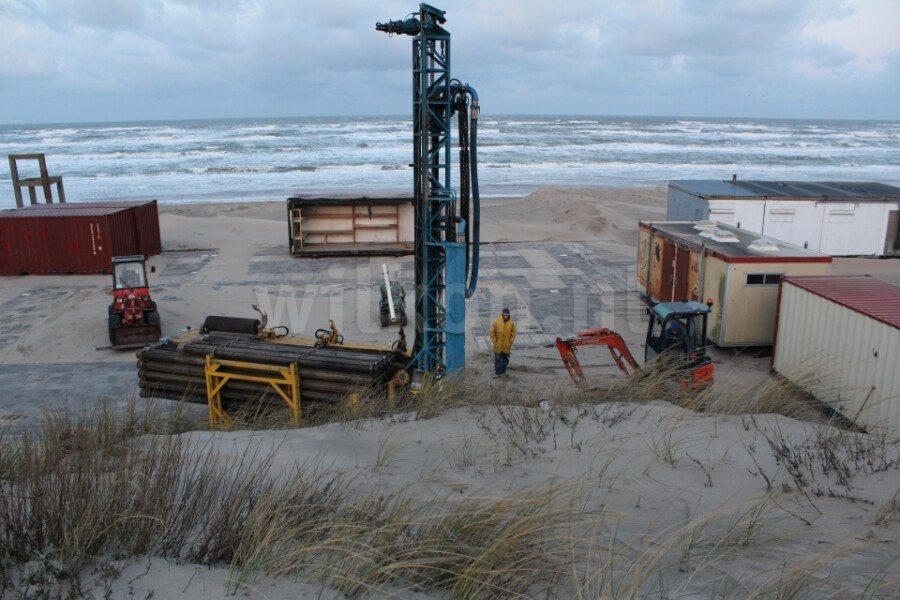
top-left (136, 332), bottom-right (399, 406)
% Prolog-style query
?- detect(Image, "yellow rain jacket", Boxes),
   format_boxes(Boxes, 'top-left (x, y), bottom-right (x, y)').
top-left (490, 316), bottom-right (517, 354)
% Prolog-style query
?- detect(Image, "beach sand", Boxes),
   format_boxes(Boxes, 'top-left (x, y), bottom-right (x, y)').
top-left (2, 186), bottom-right (899, 598)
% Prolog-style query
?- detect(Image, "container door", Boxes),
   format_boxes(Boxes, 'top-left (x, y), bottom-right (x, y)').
top-left (660, 241), bottom-right (677, 302)
top-left (649, 233), bottom-right (664, 302)
top-left (673, 246), bottom-right (690, 301)
top-left (658, 242), bottom-right (692, 302)
top-left (636, 227), bottom-right (651, 296)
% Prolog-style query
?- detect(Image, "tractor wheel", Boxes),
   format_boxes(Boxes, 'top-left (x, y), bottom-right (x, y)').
top-left (380, 313), bottom-right (389, 328)
top-left (145, 310), bottom-right (161, 326)
top-left (108, 314), bottom-right (123, 345)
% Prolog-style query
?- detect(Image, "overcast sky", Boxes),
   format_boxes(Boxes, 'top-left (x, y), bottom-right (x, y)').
top-left (2, 0), bottom-right (898, 124)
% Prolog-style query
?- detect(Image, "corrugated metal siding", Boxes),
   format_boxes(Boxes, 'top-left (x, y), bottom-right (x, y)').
top-left (67, 201), bottom-right (161, 258)
top-left (14, 200), bottom-right (162, 258)
top-left (121, 201), bottom-right (161, 257)
top-left (781, 276), bottom-right (900, 329)
top-left (773, 276), bottom-right (900, 440)
top-left (0, 207), bottom-right (137, 274)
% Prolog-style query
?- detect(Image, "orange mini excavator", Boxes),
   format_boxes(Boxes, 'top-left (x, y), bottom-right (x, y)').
top-left (553, 301), bottom-right (714, 391)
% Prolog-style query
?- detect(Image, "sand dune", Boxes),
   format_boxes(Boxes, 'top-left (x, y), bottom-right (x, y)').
top-left (2, 187), bottom-right (899, 598)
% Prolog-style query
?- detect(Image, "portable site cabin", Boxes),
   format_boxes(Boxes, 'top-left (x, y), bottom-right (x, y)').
top-left (773, 276), bottom-right (900, 440)
top-left (637, 221), bottom-right (831, 347)
top-left (666, 180), bottom-right (900, 257)
top-left (287, 195), bottom-right (414, 257)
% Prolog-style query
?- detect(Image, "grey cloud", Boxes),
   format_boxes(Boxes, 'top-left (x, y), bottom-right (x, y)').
top-left (0, 0), bottom-right (897, 122)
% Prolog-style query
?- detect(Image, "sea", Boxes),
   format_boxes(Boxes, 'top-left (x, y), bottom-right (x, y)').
top-left (1, 115), bottom-right (898, 210)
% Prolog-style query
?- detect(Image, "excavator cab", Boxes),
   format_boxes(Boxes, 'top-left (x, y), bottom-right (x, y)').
top-left (645, 301), bottom-right (714, 390)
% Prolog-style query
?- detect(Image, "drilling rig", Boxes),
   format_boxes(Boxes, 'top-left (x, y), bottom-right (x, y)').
top-left (377, 3), bottom-right (481, 388)
top-left (135, 4), bottom-right (481, 423)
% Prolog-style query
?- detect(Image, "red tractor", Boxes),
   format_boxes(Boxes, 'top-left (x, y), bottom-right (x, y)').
top-left (108, 255), bottom-right (161, 349)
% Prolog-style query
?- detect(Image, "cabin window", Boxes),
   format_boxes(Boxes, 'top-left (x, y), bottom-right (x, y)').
top-left (746, 273), bottom-right (781, 286)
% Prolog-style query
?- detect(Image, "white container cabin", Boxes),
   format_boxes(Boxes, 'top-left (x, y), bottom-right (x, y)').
top-left (666, 180), bottom-right (900, 257)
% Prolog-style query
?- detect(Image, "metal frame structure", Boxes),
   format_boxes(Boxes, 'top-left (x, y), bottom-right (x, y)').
top-left (204, 355), bottom-right (301, 428)
top-left (378, 3), bottom-right (478, 379)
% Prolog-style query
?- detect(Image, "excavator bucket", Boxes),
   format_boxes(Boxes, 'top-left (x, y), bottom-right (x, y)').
top-left (110, 324), bottom-right (161, 350)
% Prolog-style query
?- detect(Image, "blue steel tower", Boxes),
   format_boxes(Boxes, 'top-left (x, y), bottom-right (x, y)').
top-left (377, 4), bottom-right (480, 382)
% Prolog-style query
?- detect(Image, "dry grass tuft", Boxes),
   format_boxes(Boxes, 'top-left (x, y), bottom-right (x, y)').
top-left (3, 370), bottom-right (899, 598)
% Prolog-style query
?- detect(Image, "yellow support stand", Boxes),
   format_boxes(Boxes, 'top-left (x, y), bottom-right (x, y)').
top-left (387, 369), bottom-right (410, 409)
top-left (204, 355), bottom-right (301, 428)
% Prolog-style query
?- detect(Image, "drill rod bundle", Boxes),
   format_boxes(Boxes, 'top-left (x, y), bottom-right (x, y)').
top-left (137, 332), bottom-right (400, 407)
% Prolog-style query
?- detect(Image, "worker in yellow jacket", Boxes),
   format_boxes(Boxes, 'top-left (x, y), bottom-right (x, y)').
top-left (489, 307), bottom-right (517, 377)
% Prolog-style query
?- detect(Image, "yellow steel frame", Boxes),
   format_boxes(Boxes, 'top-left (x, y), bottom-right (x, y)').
top-left (204, 355), bottom-right (301, 428)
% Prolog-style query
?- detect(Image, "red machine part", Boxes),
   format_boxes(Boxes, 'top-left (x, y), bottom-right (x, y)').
top-left (554, 327), bottom-right (714, 391)
top-left (112, 286), bottom-right (152, 326)
top-left (554, 328), bottom-right (641, 385)
top-left (686, 359), bottom-right (714, 391)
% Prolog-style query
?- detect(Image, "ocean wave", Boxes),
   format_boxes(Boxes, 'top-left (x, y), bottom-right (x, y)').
top-left (1, 115), bottom-right (897, 208)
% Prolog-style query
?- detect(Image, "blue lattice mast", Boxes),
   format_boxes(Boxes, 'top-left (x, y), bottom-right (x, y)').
top-left (378, 4), bottom-right (479, 379)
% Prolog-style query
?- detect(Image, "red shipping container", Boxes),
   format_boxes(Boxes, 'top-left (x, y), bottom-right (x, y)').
top-left (131, 200), bottom-right (162, 258)
top-left (14, 200), bottom-right (161, 258)
top-left (0, 206), bottom-right (137, 274)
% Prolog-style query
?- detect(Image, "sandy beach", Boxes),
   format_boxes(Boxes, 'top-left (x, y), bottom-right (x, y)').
top-left (2, 186), bottom-right (899, 598)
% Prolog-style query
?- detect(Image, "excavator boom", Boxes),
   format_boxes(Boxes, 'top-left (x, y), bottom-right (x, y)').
top-left (554, 328), bottom-right (641, 385)
top-left (553, 302), bottom-right (715, 391)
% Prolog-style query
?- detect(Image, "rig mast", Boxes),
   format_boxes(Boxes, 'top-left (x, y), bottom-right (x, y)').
top-left (377, 4), bottom-right (480, 381)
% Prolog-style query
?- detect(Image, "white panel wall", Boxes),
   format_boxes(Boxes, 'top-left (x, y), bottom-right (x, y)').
top-left (707, 200), bottom-right (764, 232)
top-left (817, 203), bottom-right (894, 256)
top-left (762, 201), bottom-right (824, 251)
top-left (774, 283), bottom-right (900, 440)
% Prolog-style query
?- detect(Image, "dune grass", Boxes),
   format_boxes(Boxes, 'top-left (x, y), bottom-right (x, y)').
top-left (1, 372), bottom-right (899, 599)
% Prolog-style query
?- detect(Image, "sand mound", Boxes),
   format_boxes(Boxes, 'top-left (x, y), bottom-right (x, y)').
top-left (484, 186), bottom-right (665, 246)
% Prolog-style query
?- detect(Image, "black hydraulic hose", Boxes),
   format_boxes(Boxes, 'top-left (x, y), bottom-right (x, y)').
top-left (465, 86), bottom-right (480, 299)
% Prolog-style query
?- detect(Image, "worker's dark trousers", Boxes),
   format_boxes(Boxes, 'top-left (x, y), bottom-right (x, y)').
top-left (494, 352), bottom-right (510, 375)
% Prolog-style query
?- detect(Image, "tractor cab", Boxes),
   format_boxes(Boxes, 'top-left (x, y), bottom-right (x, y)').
top-left (645, 300), bottom-right (714, 388)
top-left (113, 256), bottom-right (151, 290)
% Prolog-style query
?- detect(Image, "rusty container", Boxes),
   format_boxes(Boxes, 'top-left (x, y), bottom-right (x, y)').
top-left (0, 206), bottom-right (137, 274)
top-left (131, 200), bottom-right (162, 257)
top-left (74, 200), bottom-right (161, 257)
top-left (636, 220), bottom-right (833, 347)
top-left (13, 200), bottom-right (161, 258)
